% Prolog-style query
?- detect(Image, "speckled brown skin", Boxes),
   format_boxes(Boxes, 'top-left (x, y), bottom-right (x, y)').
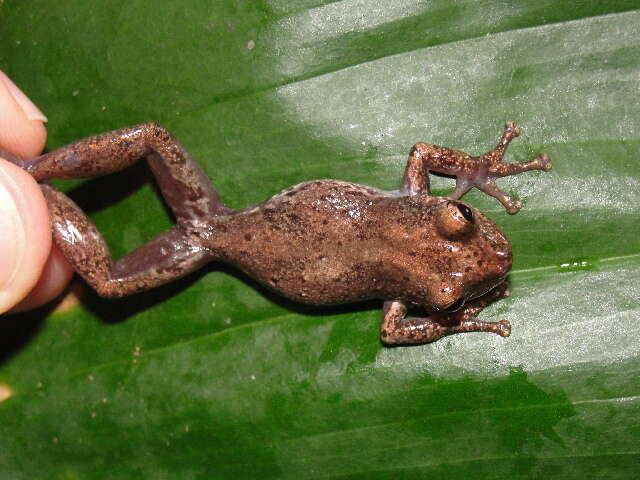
top-left (3, 122), bottom-right (551, 344)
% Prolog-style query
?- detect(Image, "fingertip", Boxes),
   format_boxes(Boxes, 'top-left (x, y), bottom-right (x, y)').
top-left (0, 158), bottom-right (51, 314)
top-left (14, 120), bottom-right (47, 159)
top-left (0, 70), bottom-right (48, 159)
top-left (10, 244), bottom-right (74, 313)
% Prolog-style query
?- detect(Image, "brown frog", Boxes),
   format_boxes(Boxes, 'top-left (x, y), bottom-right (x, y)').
top-left (2, 121), bottom-right (551, 344)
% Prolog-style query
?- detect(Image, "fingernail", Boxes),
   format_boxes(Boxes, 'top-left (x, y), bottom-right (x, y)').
top-left (0, 165), bottom-right (27, 294)
top-left (0, 70), bottom-right (48, 123)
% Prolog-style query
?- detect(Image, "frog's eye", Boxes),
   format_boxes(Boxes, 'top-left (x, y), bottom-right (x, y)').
top-left (435, 201), bottom-right (475, 238)
top-left (457, 204), bottom-right (473, 222)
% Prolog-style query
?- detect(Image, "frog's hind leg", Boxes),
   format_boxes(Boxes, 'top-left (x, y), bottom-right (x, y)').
top-left (8, 124), bottom-right (228, 297)
top-left (380, 285), bottom-right (511, 344)
top-left (403, 122), bottom-right (551, 214)
top-left (41, 184), bottom-right (213, 298)
top-left (27, 123), bottom-right (229, 219)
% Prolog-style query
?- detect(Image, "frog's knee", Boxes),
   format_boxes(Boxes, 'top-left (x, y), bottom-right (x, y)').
top-left (380, 329), bottom-right (401, 345)
top-left (91, 279), bottom-right (128, 299)
top-left (140, 122), bottom-right (174, 145)
top-left (409, 142), bottom-right (438, 158)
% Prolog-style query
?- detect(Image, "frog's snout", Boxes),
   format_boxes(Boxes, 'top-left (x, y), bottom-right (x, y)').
top-left (494, 248), bottom-right (512, 276)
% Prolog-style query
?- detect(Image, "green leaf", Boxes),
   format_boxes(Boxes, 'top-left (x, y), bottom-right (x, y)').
top-left (1, 1), bottom-right (639, 478)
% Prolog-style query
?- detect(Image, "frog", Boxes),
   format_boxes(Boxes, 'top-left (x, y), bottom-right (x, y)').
top-left (1, 121), bottom-right (551, 344)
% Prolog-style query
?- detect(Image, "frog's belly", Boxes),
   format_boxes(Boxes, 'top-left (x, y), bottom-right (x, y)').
top-left (217, 179), bottom-right (392, 304)
top-left (227, 240), bottom-right (386, 306)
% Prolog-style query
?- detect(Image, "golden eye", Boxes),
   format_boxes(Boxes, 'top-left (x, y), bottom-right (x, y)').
top-left (435, 201), bottom-right (475, 238)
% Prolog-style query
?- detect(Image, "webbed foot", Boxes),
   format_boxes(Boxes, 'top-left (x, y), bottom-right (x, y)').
top-left (471, 122), bottom-right (552, 214)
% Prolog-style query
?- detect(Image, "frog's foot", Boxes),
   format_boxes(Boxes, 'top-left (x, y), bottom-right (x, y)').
top-left (441, 316), bottom-right (511, 339)
top-left (380, 297), bottom-right (511, 345)
top-left (448, 122), bottom-right (552, 214)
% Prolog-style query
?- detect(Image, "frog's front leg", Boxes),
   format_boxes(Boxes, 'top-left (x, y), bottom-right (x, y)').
top-left (380, 284), bottom-right (511, 344)
top-left (402, 122), bottom-right (551, 213)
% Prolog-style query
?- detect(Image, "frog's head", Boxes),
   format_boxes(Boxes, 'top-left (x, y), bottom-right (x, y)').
top-left (395, 196), bottom-right (512, 312)
top-left (429, 199), bottom-right (511, 311)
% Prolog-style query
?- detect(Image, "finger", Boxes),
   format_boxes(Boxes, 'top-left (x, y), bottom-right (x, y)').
top-left (0, 158), bottom-right (52, 314)
top-left (0, 72), bottom-right (75, 313)
top-left (10, 243), bottom-right (74, 313)
top-left (0, 69), bottom-right (47, 159)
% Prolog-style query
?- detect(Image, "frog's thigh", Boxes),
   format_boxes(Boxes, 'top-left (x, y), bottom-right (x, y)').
top-left (107, 226), bottom-right (211, 295)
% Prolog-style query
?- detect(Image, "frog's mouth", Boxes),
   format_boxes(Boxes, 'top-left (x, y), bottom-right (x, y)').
top-left (430, 272), bottom-right (509, 315)
top-left (472, 273), bottom-right (508, 300)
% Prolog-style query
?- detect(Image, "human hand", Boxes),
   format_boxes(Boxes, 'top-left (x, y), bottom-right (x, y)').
top-left (0, 70), bottom-right (73, 314)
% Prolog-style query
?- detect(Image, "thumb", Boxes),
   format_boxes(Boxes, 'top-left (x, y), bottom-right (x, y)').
top-left (0, 158), bottom-right (52, 313)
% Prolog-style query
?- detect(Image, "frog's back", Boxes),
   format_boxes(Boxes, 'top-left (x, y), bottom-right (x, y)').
top-left (211, 180), bottom-right (396, 305)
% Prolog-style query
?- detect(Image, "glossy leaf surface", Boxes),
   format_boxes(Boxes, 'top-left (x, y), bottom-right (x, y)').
top-left (1, 1), bottom-right (639, 478)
